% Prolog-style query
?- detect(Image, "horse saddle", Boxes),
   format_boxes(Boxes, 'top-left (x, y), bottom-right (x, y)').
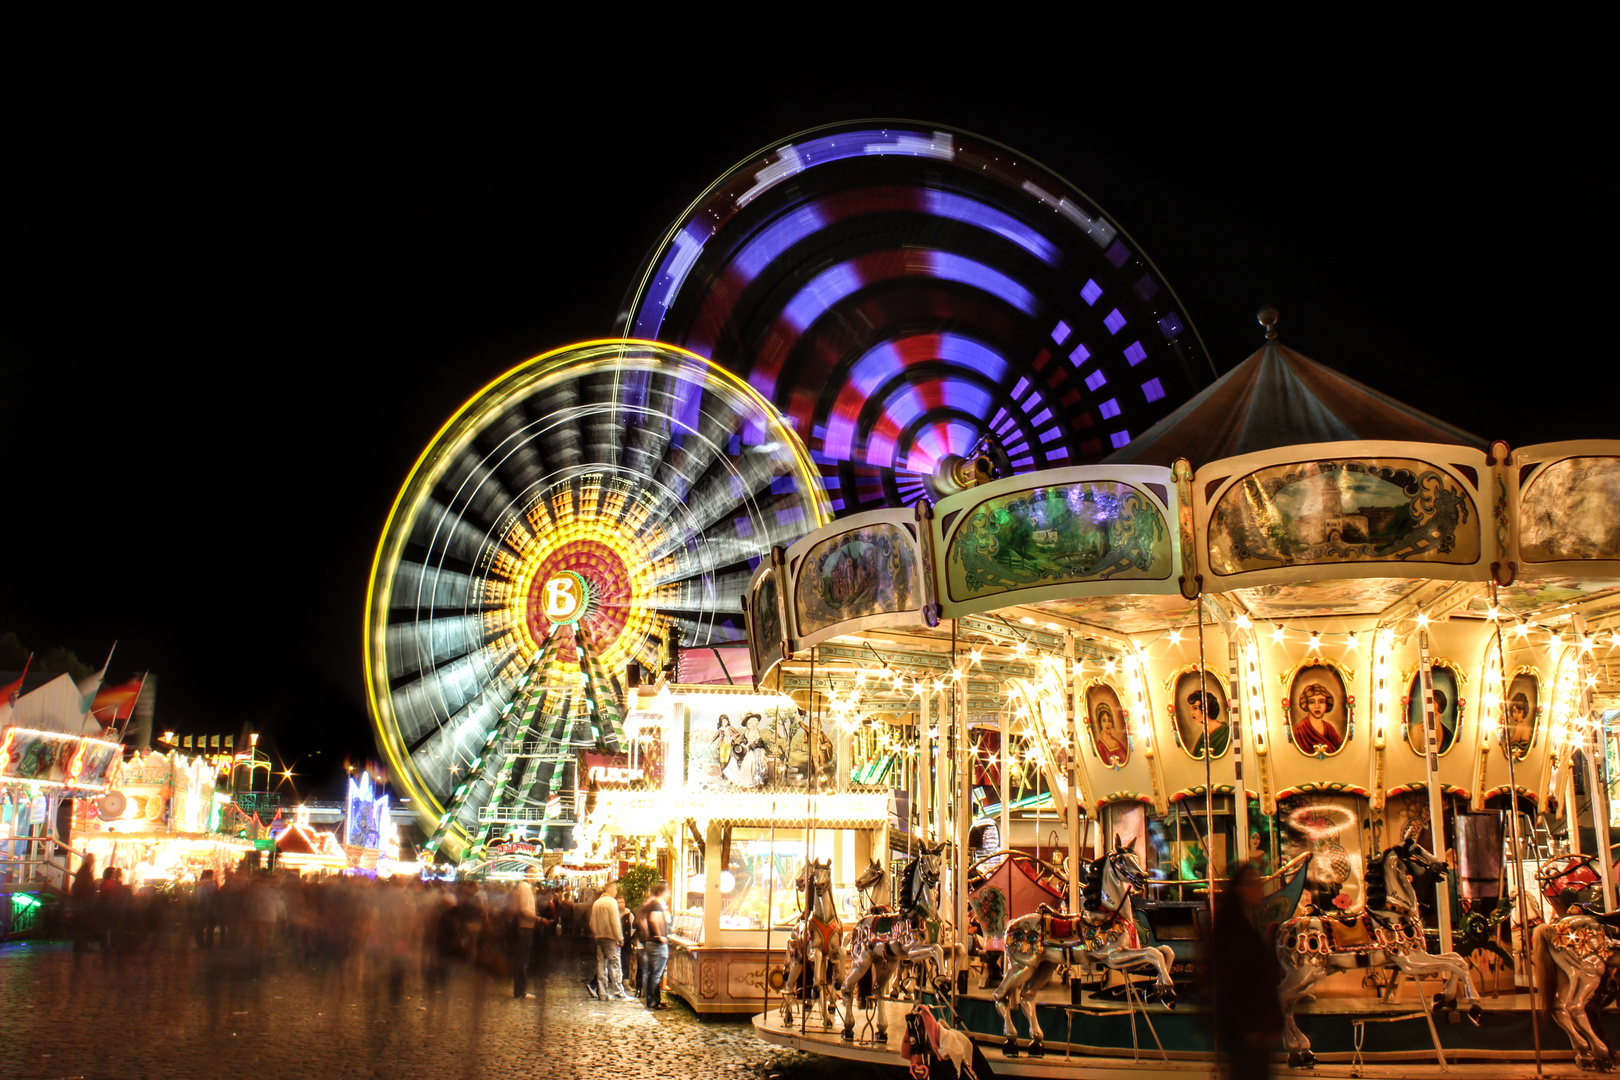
top-left (1329, 915), bottom-right (1372, 948)
top-left (1038, 903), bottom-right (1085, 940)
top-left (869, 915), bottom-right (901, 937)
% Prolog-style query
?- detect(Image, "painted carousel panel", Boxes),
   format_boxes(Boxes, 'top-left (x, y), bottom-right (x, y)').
top-left (1518, 456), bottom-right (1620, 563)
top-left (749, 572), bottom-right (784, 673)
top-left (1463, 575), bottom-right (1620, 617)
top-left (946, 480), bottom-right (1173, 603)
top-left (1208, 458), bottom-right (1481, 576)
top-left (1233, 576), bottom-right (1423, 619)
top-left (1034, 591), bottom-right (1193, 634)
top-left (792, 521), bottom-right (920, 639)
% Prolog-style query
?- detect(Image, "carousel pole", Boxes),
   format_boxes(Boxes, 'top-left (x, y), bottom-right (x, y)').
top-left (1196, 596), bottom-right (1218, 922)
top-left (1226, 622), bottom-right (1251, 874)
top-left (1065, 632), bottom-right (1081, 916)
top-left (946, 621), bottom-right (959, 1010)
top-left (1573, 614), bottom-right (1614, 911)
top-left (1417, 620), bottom-right (1455, 954)
top-left (1491, 589), bottom-right (1541, 1074)
top-left (919, 682), bottom-right (934, 845)
top-left (802, 646), bottom-right (819, 1038)
top-left (999, 698), bottom-right (1011, 865)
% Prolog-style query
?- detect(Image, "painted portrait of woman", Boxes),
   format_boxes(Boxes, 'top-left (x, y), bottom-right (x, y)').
top-left (1173, 668), bottom-right (1229, 759)
top-left (1086, 683), bottom-right (1129, 768)
top-left (1406, 665), bottom-right (1460, 755)
top-left (1503, 673), bottom-right (1538, 759)
top-left (1289, 664), bottom-right (1349, 755)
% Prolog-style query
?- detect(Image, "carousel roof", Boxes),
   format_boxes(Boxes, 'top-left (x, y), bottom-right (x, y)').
top-left (1104, 334), bottom-right (1486, 467)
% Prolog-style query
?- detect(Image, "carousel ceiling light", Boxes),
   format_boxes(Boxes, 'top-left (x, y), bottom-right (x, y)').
top-left (1346, 632), bottom-right (1358, 650)
top-left (1272, 625), bottom-right (1286, 643)
top-left (1309, 632), bottom-right (1321, 651)
top-left (1020, 616), bottom-right (1035, 625)
top-left (1014, 642), bottom-right (1027, 656)
top-left (970, 649), bottom-right (983, 664)
top-left (1104, 659), bottom-right (1116, 674)
top-left (1235, 614), bottom-right (1252, 630)
top-left (1416, 613), bottom-right (1430, 626)
top-left (1168, 630), bottom-right (1181, 644)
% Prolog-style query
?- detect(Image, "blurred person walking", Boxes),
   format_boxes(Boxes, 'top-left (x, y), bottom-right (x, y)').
top-left (586, 882), bottom-right (629, 1000)
top-left (636, 881), bottom-right (671, 1009)
top-left (511, 881), bottom-right (539, 998)
top-left (96, 866), bottom-right (125, 953)
top-left (1209, 862), bottom-right (1283, 1080)
top-left (71, 855), bottom-right (97, 954)
top-left (194, 870), bottom-right (219, 947)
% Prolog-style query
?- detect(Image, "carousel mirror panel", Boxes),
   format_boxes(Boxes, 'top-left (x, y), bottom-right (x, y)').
top-left (1196, 444), bottom-right (1490, 593)
top-left (788, 513), bottom-right (922, 648)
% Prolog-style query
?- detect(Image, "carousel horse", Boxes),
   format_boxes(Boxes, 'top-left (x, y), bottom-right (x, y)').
top-left (780, 859), bottom-right (843, 1028)
top-left (840, 842), bottom-right (955, 1043)
top-left (1277, 834), bottom-right (1483, 1068)
top-left (991, 837), bottom-right (1173, 1058)
top-left (902, 1004), bottom-right (984, 1079)
top-left (1533, 904), bottom-right (1620, 1071)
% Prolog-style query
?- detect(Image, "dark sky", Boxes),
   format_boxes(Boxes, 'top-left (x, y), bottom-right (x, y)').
top-left (4, 33), bottom-right (1613, 795)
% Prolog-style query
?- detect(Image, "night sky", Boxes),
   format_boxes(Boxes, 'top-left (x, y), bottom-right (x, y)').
top-left (4, 33), bottom-right (1612, 797)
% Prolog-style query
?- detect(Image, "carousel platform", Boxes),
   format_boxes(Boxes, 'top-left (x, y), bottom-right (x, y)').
top-left (752, 983), bottom-right (1608, 1078)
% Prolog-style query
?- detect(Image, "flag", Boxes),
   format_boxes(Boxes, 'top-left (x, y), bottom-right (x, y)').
top-left (182, 735), bottom-right (193, 749)
top-left (91, 676), bottom-right (144, 728)
top-left (0, 654), bottom-right (32, 729)
top-left (224, 735), bottom-right (234, 749)
top-left (76, 644), bottom-right (114, 715)
top-left (210, 734), bottom-right (220, 749)
top-left (0, 671), bottom-right (23, 728)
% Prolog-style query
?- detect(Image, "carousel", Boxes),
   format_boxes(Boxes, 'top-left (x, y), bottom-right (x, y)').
top-left (744, 317), bottom-right (1620, 1075)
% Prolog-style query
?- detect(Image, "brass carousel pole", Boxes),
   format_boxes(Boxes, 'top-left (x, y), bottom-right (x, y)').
top-left (1417, 618), bottom-right (1455, 954)
top-left (1491, 585), bottom-right (1541, 1073)
top-left (1226, 621), bottom-right (1251, 874)
top-left (802, 645), bottom-right (817, 1037)
top-left (1196, 594), bottom-right (1217, 925)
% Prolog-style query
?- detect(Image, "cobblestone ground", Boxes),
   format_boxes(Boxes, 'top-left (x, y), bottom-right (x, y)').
top-left (0, 935), bottom-right (902, 1080)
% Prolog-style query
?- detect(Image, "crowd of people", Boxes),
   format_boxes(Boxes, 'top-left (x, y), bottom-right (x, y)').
top-left (63, 854), bottom-right (675, 1008)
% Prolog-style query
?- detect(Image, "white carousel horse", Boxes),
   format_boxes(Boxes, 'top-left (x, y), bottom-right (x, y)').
top-left (1277, 835), bottom-right (1483, 1068)
top-left (903, 1004), bottom-right (982, 1079)
top-left (780, 858), bottom-right (843, 1028)
top-left (840, 842), bottom-right (956, 1042)
top-left (991, 837), bottom-right (1174, 1058)
top-left (1533, 905), bottom-right (1620, 1071)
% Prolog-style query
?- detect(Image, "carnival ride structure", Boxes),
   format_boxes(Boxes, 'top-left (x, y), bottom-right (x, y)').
top-left (745, 313), bottom-right (1620, 1072)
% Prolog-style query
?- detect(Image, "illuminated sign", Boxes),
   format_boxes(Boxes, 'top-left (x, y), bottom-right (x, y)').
top-left (492, 840), bottom-right (545, 858)
top-left (581, 749), bottom-right (652, 788)
top-left (543, 570), bottom-right (590, 625)
top-left (588, 764), bottom-right (645, 785)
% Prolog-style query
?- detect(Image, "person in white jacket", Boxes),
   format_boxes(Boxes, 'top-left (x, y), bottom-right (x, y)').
top-left (587, 882), bottom-right (629, 999)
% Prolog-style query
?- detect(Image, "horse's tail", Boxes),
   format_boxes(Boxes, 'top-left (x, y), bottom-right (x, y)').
top-left (1531, 920), bottom-right (1556, 1014)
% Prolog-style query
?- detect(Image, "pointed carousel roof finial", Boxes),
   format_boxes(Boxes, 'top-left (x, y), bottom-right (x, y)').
top-left (1257, 303), bottom-right (1280, 340)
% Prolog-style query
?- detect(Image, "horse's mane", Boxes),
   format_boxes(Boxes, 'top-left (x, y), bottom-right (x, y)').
top-left (1363, 846), bottom-right (1393, 912)
top-left (1078, 856), bottom-right (1105, 910)
top-left (899, 854), bottom-right (920, 911)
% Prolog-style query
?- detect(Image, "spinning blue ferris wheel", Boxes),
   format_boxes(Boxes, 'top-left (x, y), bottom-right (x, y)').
top-left (624, 120), bottom-right (1215, 515)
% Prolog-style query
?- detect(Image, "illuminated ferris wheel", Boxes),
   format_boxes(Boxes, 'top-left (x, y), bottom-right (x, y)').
top-left (624, 120), bottom-right (1214, 511)
top-left (364, 340), bottom-right (827, 855)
